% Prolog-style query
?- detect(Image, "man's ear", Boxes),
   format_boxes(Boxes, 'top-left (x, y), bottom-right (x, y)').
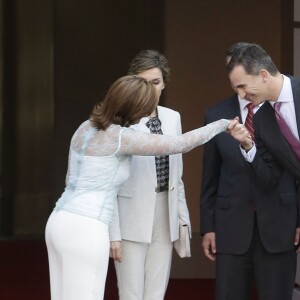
top-left (259, 69), bottom-right (268, 82)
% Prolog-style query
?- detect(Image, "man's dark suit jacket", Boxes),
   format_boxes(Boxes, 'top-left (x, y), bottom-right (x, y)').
top-left (251, 75), bottom-right (300, 225)
top-left (200, 93), bottom-right (299, 255)
top-left (252, 76), bottom-right (300, 179)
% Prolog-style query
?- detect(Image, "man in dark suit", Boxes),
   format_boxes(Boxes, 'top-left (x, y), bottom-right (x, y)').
top-left (201, 42), bottom-right (300, 300)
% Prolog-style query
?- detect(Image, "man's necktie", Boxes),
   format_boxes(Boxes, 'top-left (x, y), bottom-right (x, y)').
top-left (274, 101), bottom-right (300, 160)
top-left (146, 117), bottom-right (169, 192)
top-left (245, 103), bottom-right (255, 140)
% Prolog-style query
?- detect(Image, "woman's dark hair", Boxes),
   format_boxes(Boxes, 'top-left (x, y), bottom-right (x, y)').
top-left (128, 50), bottom-right (170, 82)
top-left (91, 75), bottom-right (159, 130)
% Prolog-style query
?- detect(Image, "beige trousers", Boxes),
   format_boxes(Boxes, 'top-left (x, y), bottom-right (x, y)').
top-left (115, 191), bottom-right (173, 300)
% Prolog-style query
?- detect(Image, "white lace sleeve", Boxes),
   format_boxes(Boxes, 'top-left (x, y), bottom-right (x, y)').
top-left (119, 119), bottom-right (230, 156)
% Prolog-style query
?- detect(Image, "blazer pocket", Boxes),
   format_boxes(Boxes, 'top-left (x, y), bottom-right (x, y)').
top-left (216, 197), bottom-right (231, 209)
top-left (118, 187), bottom-right (133, 198)
top-left (280, 193), bottom-right (297, 206)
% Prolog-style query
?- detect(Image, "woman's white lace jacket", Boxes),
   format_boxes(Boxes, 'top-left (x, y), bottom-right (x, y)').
top-left (54, 119), bottom-right (230, 224)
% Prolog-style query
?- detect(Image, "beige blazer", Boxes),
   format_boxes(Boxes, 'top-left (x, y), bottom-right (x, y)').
top-left (109, 106), bottom-right (191, 243)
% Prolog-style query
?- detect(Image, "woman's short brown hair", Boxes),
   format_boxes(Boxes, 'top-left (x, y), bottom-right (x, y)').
top-left (91, 75), bottom-right (159, 130)
top-left (128, 50), bottom-right (170, 82)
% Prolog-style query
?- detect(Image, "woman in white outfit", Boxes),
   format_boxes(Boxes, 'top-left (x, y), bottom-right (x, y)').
top-left (45, 75), bottom-right (232, 300)
top-left (109, 50), bottom-right (191, 300)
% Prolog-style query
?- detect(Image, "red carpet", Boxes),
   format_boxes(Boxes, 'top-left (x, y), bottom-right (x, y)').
top-left (0, 240), bottom-right (256, 299)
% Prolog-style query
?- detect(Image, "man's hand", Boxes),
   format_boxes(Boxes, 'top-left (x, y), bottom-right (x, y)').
top-left (294, 227), bottom-right (300, 253)
top-left (202, 232), bottom-right (216, 261)
top-left (110, 241), bottom-right (122, 262)
top-left (227, 118), bottom-right (253, 151)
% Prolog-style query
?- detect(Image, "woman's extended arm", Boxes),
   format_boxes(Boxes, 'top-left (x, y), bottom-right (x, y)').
top-left (119, 119), bottom-right (230, 156)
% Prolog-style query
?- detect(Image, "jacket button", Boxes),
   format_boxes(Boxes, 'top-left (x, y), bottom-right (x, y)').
top-left (170, 186), bottom-right (175, 191)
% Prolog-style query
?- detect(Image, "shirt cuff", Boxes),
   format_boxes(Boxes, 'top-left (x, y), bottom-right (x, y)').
top-left (239, 142), bottom-right (256, 162)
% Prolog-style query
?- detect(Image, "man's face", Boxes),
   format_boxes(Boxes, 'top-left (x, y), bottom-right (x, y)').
top-left (229, 65), bottom-right (266, 105)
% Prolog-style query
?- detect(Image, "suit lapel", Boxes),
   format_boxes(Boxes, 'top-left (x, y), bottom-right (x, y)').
top-left (135, 118), bottom-right (157, 183)
top-left (256, 101), bottom-right (300, 168)
top-left (227, 95), bottom-right (242, 120)
top-left (257, 102), bottom-right (282, 139)
top-left (136, 117), bottom-right (150, 133)
top-left (215, 95), bottom-right (246, 160)
top-left (157, 106), bottom-right (169, 134)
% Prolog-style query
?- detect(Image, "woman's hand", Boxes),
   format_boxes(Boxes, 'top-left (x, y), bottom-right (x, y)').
top-left (110, 241), bottom-right (122, 262)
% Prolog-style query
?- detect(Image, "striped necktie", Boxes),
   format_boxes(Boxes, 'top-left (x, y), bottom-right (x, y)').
top-left (245, 103), bottom-right (255, 140)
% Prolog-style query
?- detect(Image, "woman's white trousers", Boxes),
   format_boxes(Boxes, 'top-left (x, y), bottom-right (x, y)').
top-left (45, 210), bottom-right (109, 300)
